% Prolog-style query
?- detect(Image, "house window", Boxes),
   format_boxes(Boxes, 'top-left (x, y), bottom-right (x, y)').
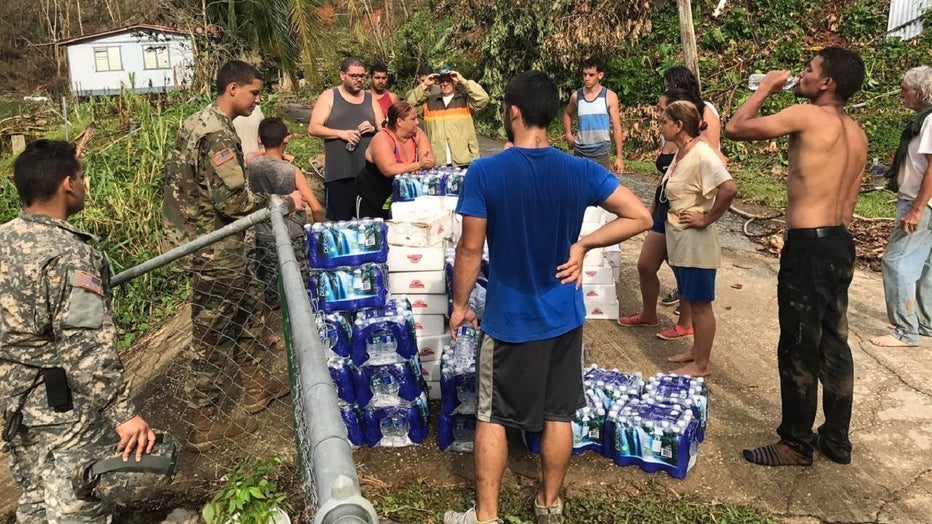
top-left (94, 47), bottom-right (122, 72)
top-left (143, 45), bottom-right (170, 70)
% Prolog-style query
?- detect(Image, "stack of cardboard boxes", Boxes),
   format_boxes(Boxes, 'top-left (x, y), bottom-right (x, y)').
top-left (386, 195), bottom-right (458, 401)
top-left (580, 206), bottom-right (622, 320)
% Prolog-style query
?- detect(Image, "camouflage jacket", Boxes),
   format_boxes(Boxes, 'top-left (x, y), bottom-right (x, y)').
top-left (0, 211), bottom-right (136, 428)
top-left (162, 102), bottom-right (269, 270)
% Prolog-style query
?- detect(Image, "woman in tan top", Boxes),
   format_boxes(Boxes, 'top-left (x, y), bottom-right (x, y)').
top-left (659, 101), bottom-right (737, 376)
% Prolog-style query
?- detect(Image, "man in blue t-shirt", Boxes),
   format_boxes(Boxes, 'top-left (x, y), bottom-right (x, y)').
top-left (444, 71), bottom-right (651, 524)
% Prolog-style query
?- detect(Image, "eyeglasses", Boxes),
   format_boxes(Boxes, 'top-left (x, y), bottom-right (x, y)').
top-left (345, 73), bottom-right (366, 79)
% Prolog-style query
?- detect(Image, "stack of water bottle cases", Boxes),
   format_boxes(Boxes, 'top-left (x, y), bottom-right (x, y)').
top-left (306, 218), bottom-right (430, 448)
top-left (386, 167), bottom-right (483, 452)
top-left (304, 168), bottom-right (709, 478)
top-left (524, 366), bottom-right (708, 478)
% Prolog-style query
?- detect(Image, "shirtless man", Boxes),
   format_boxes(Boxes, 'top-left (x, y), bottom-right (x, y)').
top-left (725, 47), bottom-right (867, 467)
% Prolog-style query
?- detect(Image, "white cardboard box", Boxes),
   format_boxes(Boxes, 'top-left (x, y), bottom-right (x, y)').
top-left (604, 250), bottom-right (622, 267)
top-left (387, 244), bottom-right (447, 272)
top-left (583, 206), bottom-right (603, 223)
top-left (580, 222), bottom-right (601, 237)
top-left (391, 196), bottom-right (446, 220)
top-left (412, 314), bottom-right (447, 339)
top-left (582, 266), bottom-right (616, 285)
top-left (420, 358), bottom-right (441, 382)
top-left (584, 297), bottom-right (619, 319)
top-left (387, 212), bottom-right (452, 247)
top-left (583, 284), bottom-right (617, 301)
top-left (388, 270), bottom-right (446, 295)
top-left (393, 293), bottom-right (448, 315)
top-left (425, 380), bottom-right (441, 400)
top-left (416, 333), bottom-right (452, 361)
top-left (583, 248), bottom-right (604, 267)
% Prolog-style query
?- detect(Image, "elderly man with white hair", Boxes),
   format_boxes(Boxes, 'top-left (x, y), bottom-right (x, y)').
top-left (872, 66), bottom-right (932, 348)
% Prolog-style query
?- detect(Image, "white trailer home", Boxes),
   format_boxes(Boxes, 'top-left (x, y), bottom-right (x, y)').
top-left (58, 24), bottom-right (194, 96)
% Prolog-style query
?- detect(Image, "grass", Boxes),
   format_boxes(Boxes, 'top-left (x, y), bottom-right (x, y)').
top-left (366, 480), bottom-right (776, 523)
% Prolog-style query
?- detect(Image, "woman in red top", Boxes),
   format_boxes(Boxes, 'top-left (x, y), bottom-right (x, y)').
top-left (355, 102), bottom-right (435, 218)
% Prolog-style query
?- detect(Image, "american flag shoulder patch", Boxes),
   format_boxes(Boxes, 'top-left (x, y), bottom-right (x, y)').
top-left (212, 147), bottom-right (235, 166)
top-left (73, 270), bottom-right (104, 295)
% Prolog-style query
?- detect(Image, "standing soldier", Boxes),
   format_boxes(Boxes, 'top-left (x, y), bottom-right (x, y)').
top-left (162, 60), bottom-right (304, 451)
top-left (0, 140), bottom-right (156, 522)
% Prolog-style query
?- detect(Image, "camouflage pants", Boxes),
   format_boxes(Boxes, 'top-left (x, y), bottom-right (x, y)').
top-left (253, 234), bottom-right (309, 308)
top-left (185, 268), bottom-right (270, 409)
top-left (8, 418), bottom-right (113, 524)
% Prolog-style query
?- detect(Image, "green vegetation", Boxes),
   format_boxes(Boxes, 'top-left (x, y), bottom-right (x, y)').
top-left (202, 456), bottom-right (291, 524)
top-left (367, 481), bottom-right (776, 524)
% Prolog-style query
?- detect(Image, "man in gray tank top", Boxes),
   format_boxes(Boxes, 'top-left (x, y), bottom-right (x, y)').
top-left (308, 57), bottom-right (384, 220)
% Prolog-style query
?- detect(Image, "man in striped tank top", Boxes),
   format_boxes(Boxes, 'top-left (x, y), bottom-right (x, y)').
top-left (562, 57), bottom-right (626, 174)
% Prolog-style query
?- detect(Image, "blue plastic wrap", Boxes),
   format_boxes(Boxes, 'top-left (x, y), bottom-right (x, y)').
top-left (308, 263), bottom-right (388, 313)
top-left (351, 318), bottom-right (418, 366)
top-left (352, 360), bottom-right (424, 408)
top-left (306, 219), bottom-right (388, 269)
top-left (362, 393), bottom-right (430, 447)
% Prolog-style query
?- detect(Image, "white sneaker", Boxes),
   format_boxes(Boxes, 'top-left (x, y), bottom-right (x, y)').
top-left (443, 506), bottom-right (503, 524)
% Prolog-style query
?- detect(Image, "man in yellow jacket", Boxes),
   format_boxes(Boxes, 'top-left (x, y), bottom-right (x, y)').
top-left (406, 67), bottom-right (489, 168)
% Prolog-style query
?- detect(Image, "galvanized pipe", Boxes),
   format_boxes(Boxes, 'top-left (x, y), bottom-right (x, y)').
top-left (111, 207), bottom-right (272, 287)
top-left (268, 196), bottom-right (378, 524)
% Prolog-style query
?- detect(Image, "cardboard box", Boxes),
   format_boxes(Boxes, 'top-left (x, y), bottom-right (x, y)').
top-left (417, 333), bottom-right (453, 361)
top-left (583, 248), bottom-right (604, 267)
top-left (604, 250), bottom-right (622, 267)
top-left (584, 297), bottom-right (619, 319)
top-left (425, 380), bottom-right (441, 400)
top-left (393, 293), bottom-right (448, 315)
top-left (420, 358), bottom-right (442, 382)
top-left (392, 196), bottom-right (446, 220)
top-left (412, 314), bottom-right (447, 339)
top-left (580, 222), bottom-right (601, 237)
top-left (387, 244), bottom-right (447, 272)
top-left (583, 284), bottom-right (617, 301)
top-left (582, 266), bottom-right (616, 285)
top-left (387, 212), bottom-right (452, 247)
top-left (583, 206), bottom-right (603, 223)
top-left (388, 270), bottom-right (446, 295)
top-left (450, 213), bottom-right (463, 244)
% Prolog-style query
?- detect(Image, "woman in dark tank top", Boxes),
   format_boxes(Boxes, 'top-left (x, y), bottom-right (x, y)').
top-left (355, 102), bottom-right (435, 219)
top-left (618, 88), bottom-right (709, 337)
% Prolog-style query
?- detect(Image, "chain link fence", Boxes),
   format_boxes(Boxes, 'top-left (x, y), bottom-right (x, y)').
top-left (112, 202), bottom-right (376, 522)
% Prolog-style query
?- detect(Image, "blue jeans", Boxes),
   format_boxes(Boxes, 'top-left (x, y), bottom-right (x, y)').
top-left (881, 199), bottom-right (932, 345)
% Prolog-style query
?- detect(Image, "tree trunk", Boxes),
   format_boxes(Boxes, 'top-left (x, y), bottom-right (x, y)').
top-left (676, 0), bottom-right (700, 84)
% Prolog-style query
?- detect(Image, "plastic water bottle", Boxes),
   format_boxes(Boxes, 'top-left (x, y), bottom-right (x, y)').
top-left (748, 73), bottom-right (799, 91)
top-left (380, 413), bottom-right (410, 447)
top-left (453, 326), bottom-right (478, 374)
top-left (870, 158), bottom-right (887, 190)
top-left (370, 367), bottom-right (400, 404)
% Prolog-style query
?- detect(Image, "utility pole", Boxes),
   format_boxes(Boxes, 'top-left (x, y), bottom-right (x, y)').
top-left (677, 0), bottom-right (700, 83)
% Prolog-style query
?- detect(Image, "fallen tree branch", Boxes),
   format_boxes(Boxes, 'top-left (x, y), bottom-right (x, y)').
top-left (729, 204), bottom-right (783, 221)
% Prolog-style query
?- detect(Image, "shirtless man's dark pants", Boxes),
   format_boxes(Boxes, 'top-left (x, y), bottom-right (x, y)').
top-left (776, 227), bottom-right (855, 462)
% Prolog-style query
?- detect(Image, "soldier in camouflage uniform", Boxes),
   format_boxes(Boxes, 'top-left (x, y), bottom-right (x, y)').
top-left (162, 60), bottom-right (305, 451)
top-left (0, 140), bottom-right (157, 523)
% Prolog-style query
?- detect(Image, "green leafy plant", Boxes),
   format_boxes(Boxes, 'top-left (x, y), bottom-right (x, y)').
top-left (202, 457), bottom-right (291, 524)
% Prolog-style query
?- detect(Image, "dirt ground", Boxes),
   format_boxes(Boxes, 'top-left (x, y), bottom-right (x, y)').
top-left (1, 137), bottom-right (929, 524)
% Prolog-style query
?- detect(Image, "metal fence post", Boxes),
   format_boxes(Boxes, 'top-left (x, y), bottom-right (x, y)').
top-left (268, 196), bottom-right (379, 524)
